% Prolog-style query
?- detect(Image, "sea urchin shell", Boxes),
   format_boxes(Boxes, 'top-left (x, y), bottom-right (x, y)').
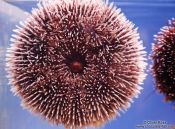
top-left (6, 0), bottom-right (147, 128)
top-left (152, 18), bottom-right (175, 103)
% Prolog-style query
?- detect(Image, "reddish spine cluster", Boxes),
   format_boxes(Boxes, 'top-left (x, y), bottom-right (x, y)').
top-left (152, 18), bottom-right (175, 103)
top-left (6, 0), bottom-right (147, 128)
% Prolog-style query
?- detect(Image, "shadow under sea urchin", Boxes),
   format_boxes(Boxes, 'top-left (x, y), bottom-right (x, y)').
top-left (6, 0), bottom-right (147, 128)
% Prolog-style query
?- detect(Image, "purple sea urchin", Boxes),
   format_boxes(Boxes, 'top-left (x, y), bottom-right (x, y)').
top-left (152, 18), bottom-right (175, 103)
top-left (6, 0), bottom-right (147, 128)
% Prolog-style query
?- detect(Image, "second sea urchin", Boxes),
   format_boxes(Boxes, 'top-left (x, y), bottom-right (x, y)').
top-left (6, 0), bottom-right (147, 128)
top-left (152, 18), bottom-right (175, 103)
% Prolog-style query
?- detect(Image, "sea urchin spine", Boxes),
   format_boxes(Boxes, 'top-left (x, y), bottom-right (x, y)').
top-left (152, 18), bottom-right (175, 103)
top-left (6, 0), bottom-right (147, 128)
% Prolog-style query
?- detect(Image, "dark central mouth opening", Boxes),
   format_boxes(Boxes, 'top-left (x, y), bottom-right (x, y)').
top-left (65, 52), bottom-right (86, 73)
top-left (70, 61), bottom-right (83, 73)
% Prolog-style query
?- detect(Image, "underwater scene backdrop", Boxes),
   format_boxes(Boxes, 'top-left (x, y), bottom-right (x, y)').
top-left (0, 0), bottom-right (175, 129)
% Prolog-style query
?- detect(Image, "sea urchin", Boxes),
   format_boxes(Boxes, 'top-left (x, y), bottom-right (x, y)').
top-left (6, 0), bottom-right (147, 128)
top-left (152, 18), bottom-right (175, 103)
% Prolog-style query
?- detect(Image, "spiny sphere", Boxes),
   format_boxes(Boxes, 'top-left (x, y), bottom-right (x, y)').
top-left (152, 18), bottom-right (175, 103)
top-left (6, 0), bottom-right (147, 128)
